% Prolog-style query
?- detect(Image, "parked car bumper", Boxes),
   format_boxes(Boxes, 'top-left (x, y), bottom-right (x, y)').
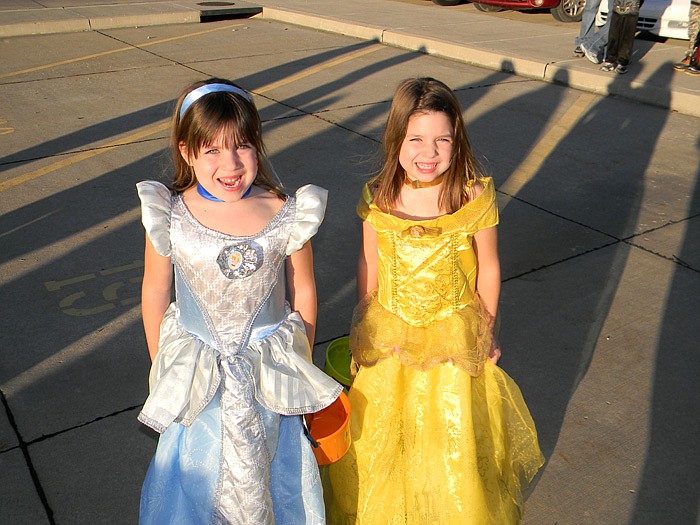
top-left (596, 0), bottom-right (691, 40)
top-left (474, 0), bottom-right (560, 8)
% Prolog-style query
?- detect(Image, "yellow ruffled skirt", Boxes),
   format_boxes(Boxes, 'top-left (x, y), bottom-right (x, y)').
top-left (325, 297), bottom-right (544, 524)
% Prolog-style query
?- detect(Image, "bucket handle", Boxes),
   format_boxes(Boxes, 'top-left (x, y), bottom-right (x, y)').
top-left (302, 416), bottom-right (319, 449)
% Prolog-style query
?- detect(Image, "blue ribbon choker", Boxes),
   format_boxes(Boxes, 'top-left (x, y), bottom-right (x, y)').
top-left (197, 183), bottom-right (252, 202)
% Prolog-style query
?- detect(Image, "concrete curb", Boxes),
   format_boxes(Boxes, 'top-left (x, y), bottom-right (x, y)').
top-left (0, 8), bottom-right (92, 37)
top-left (0, 1), bottom-right (261, 38)
top-left (260, 7), bottom-right (700, 118)
top-left (384, 30), bottom-right (550, 79)
top-left (1, 2), bottom-right (697, 117)
top-left (259, 7), bottom-right (386, 41)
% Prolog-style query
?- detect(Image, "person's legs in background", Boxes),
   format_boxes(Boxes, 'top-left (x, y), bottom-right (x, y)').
top-left (602, 10), bottom-right (638, 73)
top-left (674, 2), bottom-right (700, 73)
top-left (580, 8), bottom-right (612, 63)
top-left (576, 0), bottom-right (603, 53)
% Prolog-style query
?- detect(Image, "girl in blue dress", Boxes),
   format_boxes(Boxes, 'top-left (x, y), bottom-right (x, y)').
top-left (137, 78), bottom-right (342, 524)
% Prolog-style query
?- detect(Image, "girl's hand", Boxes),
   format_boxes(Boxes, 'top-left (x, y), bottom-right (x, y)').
top-left (486, 308), bottom-right (501, 364)
top-left (488, 340), bottom-right (501, 364)
top-left (350, 355), bottom-right (359, 378)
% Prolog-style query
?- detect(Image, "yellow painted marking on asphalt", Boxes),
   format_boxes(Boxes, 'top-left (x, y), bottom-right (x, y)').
top-left (499, 92), bottom-right (597, 207)
top-left (256, 44), bottom-right (383, 93)
top-left (0, 23), bottom-right (244, 80)
top-left (42, 260), bottom-right (144, 316)
top-left (0, 118), bottom-right (14, 135)
top-left (59, 290), bottom-right (118, 316)
top-left (45, 273), bottom-right (96, 292)
top-left (0, 121), bottom-right (170, 192)
top-left (0, 43), bottom-right (383, 194)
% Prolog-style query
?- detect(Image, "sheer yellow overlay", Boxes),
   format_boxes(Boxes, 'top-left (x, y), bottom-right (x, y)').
top-left (325, 179), bottom-right (544, 524)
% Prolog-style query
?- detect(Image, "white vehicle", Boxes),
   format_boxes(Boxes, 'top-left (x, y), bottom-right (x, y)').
top-left (596, 0), bottom-right (691, 40)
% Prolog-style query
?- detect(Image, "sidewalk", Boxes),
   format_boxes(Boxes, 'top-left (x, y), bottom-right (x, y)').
top-left (1, 0), bottom-right (698, 117)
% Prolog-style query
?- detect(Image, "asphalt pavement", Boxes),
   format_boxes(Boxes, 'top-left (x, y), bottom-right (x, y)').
top-left (1, 0), bottom-right (699, 117)
top-left (1, 0), bottom-right (699, 524)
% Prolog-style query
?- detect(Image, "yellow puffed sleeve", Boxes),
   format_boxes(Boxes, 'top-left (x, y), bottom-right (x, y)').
top-left (356, 183), bottom-right (373, 220)
top-left (466, 177), bottom-right (499, 233)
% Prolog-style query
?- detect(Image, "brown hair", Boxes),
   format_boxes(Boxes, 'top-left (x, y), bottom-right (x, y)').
top-left (371, 77), bottom-right (482, 214)
top-left (170, 78), bottom-right (283, 196)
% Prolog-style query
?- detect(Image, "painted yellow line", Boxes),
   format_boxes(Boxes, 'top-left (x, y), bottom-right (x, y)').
top-left (0, 121), bottom-right (170, 192)
top-left (1, 44), bottom-right (383, 193)
top-left (0, 118), bottom-right (14, 135)
top-left (0, 23), bottom-right (243, 80)
top-left (257, 44), bottom-right (382, 93)
top-left (499, 92), bottom-right (596, 205)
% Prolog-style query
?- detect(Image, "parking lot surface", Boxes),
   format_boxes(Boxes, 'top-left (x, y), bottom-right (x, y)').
top-left (1, 1), bottom-right (699, 523)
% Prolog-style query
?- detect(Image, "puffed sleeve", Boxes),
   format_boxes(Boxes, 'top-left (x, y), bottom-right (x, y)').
top-left (136, 181), bottom-right (173, 257)
top-left (468, 177), bottom-right (499, 232)
top-left (285, 184), bottom-right (328, 256)
top-left (356, 183), bottom-right (391, 232)
top-left (356, 183), bottom-right (373, 220)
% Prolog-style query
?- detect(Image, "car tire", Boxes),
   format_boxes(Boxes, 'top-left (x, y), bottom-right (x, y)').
top-left (432, 0), bottom-right (464, 5)
top-left (473, 2), bottom-right (504, 11)
top-left (550, 0), bottom-right (585, 22)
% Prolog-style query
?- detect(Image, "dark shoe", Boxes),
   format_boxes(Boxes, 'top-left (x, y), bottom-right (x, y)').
top-left (673, 55), bottom-right (690, 71)
top-left (574, 46), bottom-right (585, 57)
top-left (600, 62), bottom-right (616, 72)
top-left (684, 65), bottom-right (700, 76)
top-left (581, 43), bottom-right (600, 64)
top-left (615, 64), bottom-right (629, 75)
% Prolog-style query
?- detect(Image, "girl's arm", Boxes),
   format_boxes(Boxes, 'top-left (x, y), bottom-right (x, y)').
top-left (357, 220), bottom-right (379, 301)
top-left (141, 234), bottom-right (173, 361)
top-left (286, 241), bottom-right (318, 348)
top-left (351, 220), bottom-right (379, 377)
top-left (473, 225), bottom-right (501, 363)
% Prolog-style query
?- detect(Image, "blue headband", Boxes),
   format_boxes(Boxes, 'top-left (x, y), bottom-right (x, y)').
top-left (179, 83), bottom-right (253, 119)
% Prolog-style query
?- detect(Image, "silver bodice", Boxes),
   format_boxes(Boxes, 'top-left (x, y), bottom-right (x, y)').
top-left (170, 193), bottom-right (293, 356)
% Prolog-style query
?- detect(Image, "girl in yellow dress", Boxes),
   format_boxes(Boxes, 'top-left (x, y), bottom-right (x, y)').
top-left (325, 78), bottom-right (544, 524)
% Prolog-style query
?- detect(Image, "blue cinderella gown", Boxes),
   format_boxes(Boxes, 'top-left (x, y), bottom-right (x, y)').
top-left (136, 182), bottom-right (342, 524)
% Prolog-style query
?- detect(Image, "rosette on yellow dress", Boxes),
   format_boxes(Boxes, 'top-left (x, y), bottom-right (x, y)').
top-left (325, 178), bottom-right (543, 524)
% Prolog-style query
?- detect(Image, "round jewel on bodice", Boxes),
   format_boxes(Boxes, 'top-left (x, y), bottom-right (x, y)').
top-left (217, 241), bottom-right (263, 279)
top-left (409, 226), bottom-right (426, 238)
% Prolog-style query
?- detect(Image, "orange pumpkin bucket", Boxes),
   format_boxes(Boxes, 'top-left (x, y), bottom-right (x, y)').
top-left (304, 391), bottom-right (351, 465)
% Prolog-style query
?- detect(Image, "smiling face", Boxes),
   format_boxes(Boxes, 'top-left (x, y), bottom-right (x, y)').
top-left (398, 111), bottom-right (454, 185)
top-left (180, 134), bottom-right (258, 202)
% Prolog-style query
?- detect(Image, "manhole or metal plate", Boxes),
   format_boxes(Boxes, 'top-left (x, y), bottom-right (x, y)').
top-left (198, 2), bottom-right (236, 6)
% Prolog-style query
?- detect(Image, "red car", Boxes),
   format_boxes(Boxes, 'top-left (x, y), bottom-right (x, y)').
top-left (432, 0), bottom-right (585, 22)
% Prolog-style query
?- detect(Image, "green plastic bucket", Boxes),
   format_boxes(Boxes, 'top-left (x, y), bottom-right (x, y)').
top-left (325, 336), bottom-right (353, 388)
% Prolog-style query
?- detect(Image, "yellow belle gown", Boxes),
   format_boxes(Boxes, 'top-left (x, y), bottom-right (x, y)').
top-left (325, 178), bottom-right (544, 525)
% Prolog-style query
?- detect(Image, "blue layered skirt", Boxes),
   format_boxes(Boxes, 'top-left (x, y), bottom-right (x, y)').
top-left (140, 391), bottom-right (325, 524)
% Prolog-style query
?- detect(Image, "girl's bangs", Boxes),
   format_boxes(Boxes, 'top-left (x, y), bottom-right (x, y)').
top-left (194, 97), bottom-right (257, 152)
top-left (200, 118), bottom-right (249, 149)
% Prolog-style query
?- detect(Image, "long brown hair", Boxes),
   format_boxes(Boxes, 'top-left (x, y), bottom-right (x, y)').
top-left (372, 77), bottom-right (482, 214)
top-left (170, 78), bottom-right (283, 196)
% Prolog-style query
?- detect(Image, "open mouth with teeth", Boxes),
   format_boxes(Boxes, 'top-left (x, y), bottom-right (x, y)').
top-left (219, 176), bottom-right (244, 191)
top-left (416, 162), bottom-right (438, 172)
